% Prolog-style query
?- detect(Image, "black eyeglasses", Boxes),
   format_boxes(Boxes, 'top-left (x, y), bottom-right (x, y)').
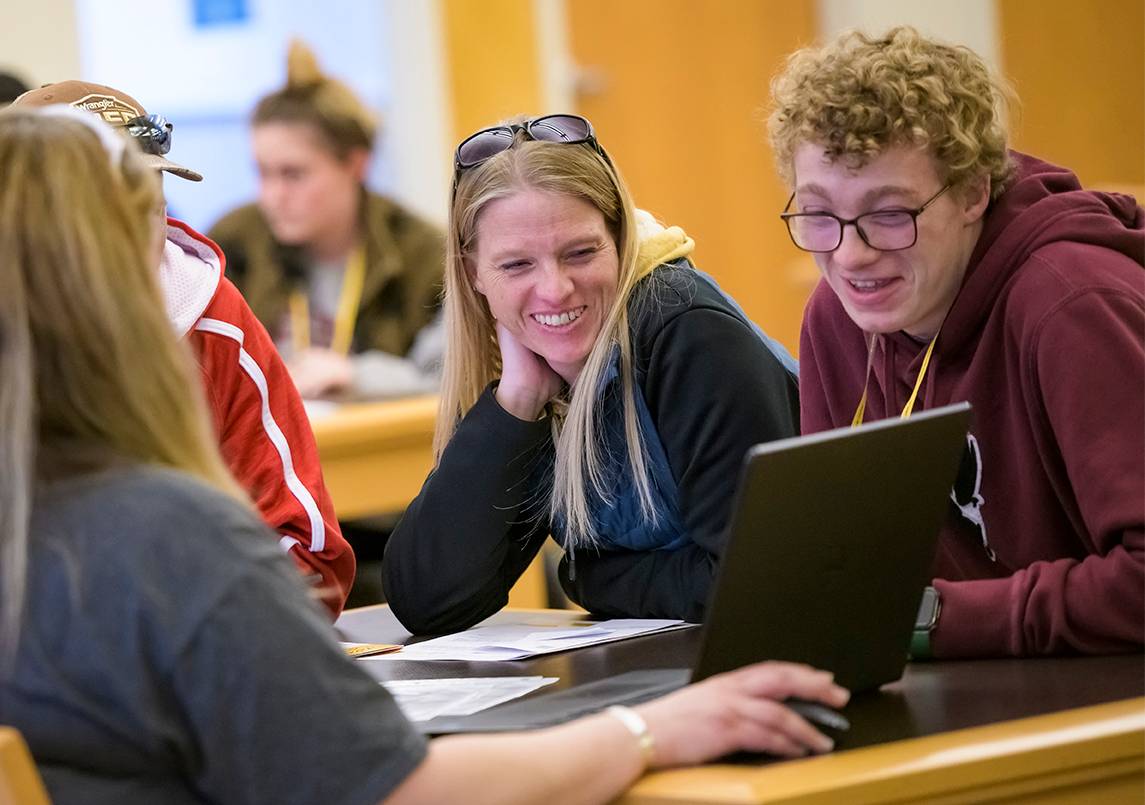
top-left (124, 114), bottom-right (173, 156)
top-left (452, 114), bottom-right (609, 193)
top-left (779, 184), bottom-right (951, 253)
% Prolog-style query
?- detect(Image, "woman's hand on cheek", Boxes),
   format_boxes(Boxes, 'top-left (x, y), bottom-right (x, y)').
top-left (494, 322), bottom-right (563, 420)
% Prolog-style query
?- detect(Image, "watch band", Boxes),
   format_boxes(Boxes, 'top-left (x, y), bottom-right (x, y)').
top-left (910, 585), bottom-right (941, 661)
top-left (909, 627), bottom-right (933, 660)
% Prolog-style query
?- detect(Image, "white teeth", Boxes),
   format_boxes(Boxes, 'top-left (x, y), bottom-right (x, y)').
top-left (533, 307), bottom-right (585, 326)
top-left (850, 279), bottom-right (889, 290)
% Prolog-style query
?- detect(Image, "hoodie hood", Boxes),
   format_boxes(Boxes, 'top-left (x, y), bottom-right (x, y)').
top-left (160, 218), bottom-right (224, 338)
top-left (937, 151), bottom-right (1144, 354)
top-left (634, 209), bottom-right (695, 274)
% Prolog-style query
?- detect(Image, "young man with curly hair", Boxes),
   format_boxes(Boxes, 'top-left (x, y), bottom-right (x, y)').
top-left (769, 27), bottom-right (1143, 659)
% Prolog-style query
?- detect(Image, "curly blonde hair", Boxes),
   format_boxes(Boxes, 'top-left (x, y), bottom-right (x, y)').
top-left (768, 27), bottom-right (1015, 199)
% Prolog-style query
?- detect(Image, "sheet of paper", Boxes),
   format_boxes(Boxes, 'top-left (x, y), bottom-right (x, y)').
top-left (360, 619), bottom-right (691, 662)
top-left (382, 676), bottom-right (558, 722)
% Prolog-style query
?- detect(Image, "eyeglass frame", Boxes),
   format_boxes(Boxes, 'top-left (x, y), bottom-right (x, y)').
top-left (451, 114), bottom-right (612, 197)
top-left (779, 184), bottom-right (952, 253)
top-left (124, 114), bottom-right (174, 157)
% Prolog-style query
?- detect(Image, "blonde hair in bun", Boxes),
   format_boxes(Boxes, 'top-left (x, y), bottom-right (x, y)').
top-left (285, 39), bottom-right (324, 88)
top-left (254, 39), bottom-right (378, 157)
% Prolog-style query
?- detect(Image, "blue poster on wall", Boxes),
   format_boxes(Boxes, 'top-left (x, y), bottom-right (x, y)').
top-left (192, 0), bottom-right (249, 28)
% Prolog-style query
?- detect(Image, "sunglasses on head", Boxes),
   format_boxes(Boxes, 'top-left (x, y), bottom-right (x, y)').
top-left (124, 114), bottom-right (173, 156)
top-left (452, 114), bottom-right (609, 193)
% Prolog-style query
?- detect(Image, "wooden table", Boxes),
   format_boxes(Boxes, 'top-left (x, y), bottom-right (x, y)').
top-left (337, 606), bottom-right (1145, 804)
top-left (309, 395), bottom-right (439, 519)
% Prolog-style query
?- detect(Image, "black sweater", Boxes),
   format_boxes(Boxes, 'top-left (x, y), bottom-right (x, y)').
top-left (382, 265), bottom-right (799, 634)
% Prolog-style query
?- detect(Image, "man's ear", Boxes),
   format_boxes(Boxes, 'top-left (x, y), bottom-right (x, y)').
top-left (961, 174), bottom-right (991, 224)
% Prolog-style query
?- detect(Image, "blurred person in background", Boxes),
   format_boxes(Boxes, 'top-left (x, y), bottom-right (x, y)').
top-left (210, 40), bottom-right (445, 401)
top-left (9, 81), bottom-right (355, 615)
top-left (211, 40), bottom-right (448, 608)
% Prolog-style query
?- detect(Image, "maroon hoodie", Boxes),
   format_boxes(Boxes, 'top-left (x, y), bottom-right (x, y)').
top-left (800, 152), bottom-right (1145, 658)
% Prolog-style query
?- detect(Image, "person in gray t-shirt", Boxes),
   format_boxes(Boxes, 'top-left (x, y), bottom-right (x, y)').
top-left (0, 106), bottom-right (848, 805)
top-left (11, 467), bottom-right (425, 805)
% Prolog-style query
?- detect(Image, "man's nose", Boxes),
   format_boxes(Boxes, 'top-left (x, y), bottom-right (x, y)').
top-left (832, 223), bottom-right (880, 269)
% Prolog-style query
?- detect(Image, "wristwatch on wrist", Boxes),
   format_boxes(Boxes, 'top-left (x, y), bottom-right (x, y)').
top-left (910, 585), bottom-right (941, 661)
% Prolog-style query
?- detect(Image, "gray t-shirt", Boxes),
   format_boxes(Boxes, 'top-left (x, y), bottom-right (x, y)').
top-left (0, 466), bottom-right (426, 805)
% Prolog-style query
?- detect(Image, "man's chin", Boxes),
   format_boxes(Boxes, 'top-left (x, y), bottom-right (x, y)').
top-left (844, 309), bottom-right (906, 336)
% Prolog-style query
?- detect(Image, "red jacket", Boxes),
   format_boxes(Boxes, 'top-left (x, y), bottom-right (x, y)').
top-left (800, 153), bottom-right (1144, 658)
top-left (163, 219), bottom-right (354, 615)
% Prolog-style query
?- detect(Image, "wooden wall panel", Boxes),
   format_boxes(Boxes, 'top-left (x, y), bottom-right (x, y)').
top-left (439, 0), bottom-right (548, 608)
top-left (441, 0), bottom-right (544, 146)
top-left (566, 1), bottom-right (818, 353)
top-left (998, 0), bottom-right (1144, 188)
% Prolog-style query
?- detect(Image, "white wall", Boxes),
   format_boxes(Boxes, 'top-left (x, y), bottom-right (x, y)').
top-left (817, 0), bottom-right (1000, 68)
top-left (0, 0), bottom-right (81, 86)
top-left (3, 0), bottom-right (451, 232)
top-left (533, 0), bottom-right (576, 114)
top-left (379, 0), bottom-right (452, 227)
top-left (75, 0), bottom-right (397, 230)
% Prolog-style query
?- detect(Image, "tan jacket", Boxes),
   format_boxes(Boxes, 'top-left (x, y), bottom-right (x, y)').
top-left (208, 190), bottom-right (444, 357)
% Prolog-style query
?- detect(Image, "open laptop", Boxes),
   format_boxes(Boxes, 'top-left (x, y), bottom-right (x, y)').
top-left (418, 402), bottom-right (972, 734)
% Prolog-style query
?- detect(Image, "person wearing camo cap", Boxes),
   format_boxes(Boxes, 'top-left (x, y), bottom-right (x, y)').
top-left (10, 80), bottom-right (356, 615)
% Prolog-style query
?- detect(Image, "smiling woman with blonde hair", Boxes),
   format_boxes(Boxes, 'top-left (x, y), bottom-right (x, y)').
top-left (383, 114), bottom-right (802, 633)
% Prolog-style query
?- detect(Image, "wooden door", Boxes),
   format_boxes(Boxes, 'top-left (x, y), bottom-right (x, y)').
top-left (566, 1), bottom-right (818, 353)
top-left (999, 0), bottom-right (1144, 189)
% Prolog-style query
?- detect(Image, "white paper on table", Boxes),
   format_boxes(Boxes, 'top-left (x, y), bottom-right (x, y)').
top-left (361, 619), bottom-right (691, 662)
top-left (381, 676), bottom-right (558, 722)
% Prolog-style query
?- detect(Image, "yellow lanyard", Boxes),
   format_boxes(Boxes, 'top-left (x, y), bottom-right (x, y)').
top-left (289, 244), bottom-right (367, 356)
top-left (851, 335), bottom-right (938, 427)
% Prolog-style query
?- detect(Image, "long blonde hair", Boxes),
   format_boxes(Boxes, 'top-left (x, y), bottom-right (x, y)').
top-left (438, 125), bottom-right (658, 548)
top-left (0, 110), bottom-right (239, 660)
